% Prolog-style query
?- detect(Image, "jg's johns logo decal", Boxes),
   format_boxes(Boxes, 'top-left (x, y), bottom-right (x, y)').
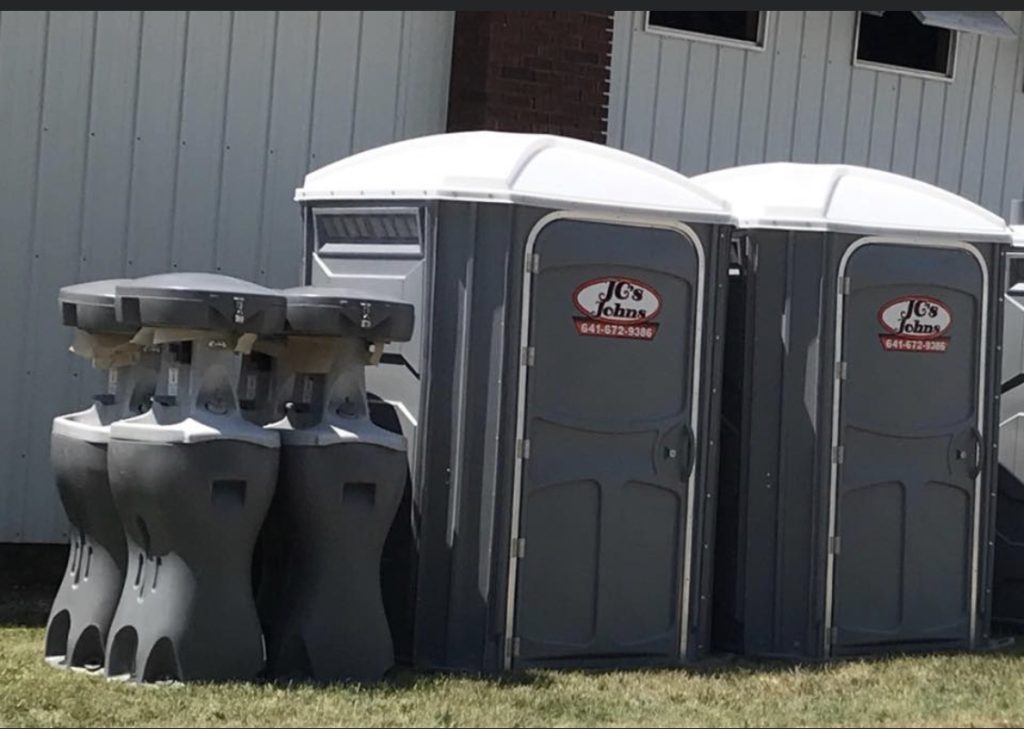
top-left (878, 296), bottom-right (952, 353)
top-left (572, 277), bottom-right (662, 340)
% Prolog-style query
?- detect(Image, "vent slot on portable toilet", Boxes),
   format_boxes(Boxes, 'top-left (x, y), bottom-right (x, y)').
top-left (314, 208), bottom-right (423, 259)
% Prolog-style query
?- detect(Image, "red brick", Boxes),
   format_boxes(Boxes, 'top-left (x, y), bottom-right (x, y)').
top-left (446, 11), bottom-right (613, 143)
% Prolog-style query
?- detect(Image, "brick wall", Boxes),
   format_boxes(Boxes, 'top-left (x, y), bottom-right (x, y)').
top-left (446, 11), bottom-right (613, 143)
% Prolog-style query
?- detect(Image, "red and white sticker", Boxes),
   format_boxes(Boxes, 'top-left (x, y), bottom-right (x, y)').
top-left (572, 277), bottom-right (661, 340)
top-left (877, 296), bottom-right (952, 353)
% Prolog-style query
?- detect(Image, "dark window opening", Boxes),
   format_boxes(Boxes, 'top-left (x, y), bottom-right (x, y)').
top-left (647, 12), bottom-right (763, 46)
top-left (856, 11), bottom-right (955, 77)
top-left (1009, 258), bottom-right (1024, 289)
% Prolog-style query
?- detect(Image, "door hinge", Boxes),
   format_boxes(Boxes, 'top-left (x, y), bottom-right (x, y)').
top-left (505, 636), bottom-right (521, 659)
top-left (520, 346), bottom-right (535, 367)
top-left (834, 361), bottom-right (847, 380)
top-left (529, 253), bottom-right (540, 274)
top-left (829, 535), bottom-right (842, 555)
top-left (515, 538), bottom-right (526, 559)
top-left (516, 438), bottom-right (531, 460)
top-left (832, 445), bottom-right (845, 464)
top-left (841, 277), bottom-right (851, 296)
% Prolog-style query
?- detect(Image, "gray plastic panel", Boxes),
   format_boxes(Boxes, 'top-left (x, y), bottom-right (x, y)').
top-left (833, 243), bottom-right (982, 650)
top-left (60, 278), bottom-right (136, 334)
top-left (264, 442), bottom-right (407, 682)
top-left (105, 439), bottom-right (276, 683)
top-left (115, 273), bottom-right (286, 334)
top-left (304, 202), bottom-right (425, 492)
top-left (44, 434), bottom-right (126, 669)
top-left (514, 218), bottom-right (699, 666)
top-left (407, 201), bottom-right (527, 673)
top-left (282, 286), bottom-right (414, 342)
top-left (719, 231), bottom-right (833, 659)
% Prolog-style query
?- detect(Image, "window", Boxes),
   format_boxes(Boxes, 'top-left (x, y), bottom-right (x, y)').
top-left (855, 11), bottom-right (956, 79)
top-left (1009, 257), bottom-right (1024, 290)
top-left (646, 12), bottom-right (766, 49)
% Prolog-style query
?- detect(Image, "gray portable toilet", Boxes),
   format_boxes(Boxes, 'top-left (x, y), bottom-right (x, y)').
top-left (695, 163), bottom-right (1012, 659)
top-left (994, 225), bottom-right (1024, 629)
top-left (45, 280), bottom-right (159, 670)
top-left (104, 273), bottom-right (286, 683)
top-left (295, 131), bottom-right (735, 671)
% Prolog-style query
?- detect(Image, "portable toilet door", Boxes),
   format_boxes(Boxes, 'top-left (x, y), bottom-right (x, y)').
top-left (829, 237), bottom-right (990, 651)
top-left (695, 163), bottom-right (1012, 659)
top-left (294, 131), bottom-right (735, 672)
top-left (509, 214), bottom-right (708, 667)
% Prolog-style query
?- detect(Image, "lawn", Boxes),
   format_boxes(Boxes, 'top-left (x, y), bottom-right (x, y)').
top-left (4, 554), bottom-right (1024, 727)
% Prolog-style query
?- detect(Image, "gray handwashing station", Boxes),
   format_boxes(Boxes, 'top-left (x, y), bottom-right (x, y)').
top-left (45, 280), bottom-right (159, 671)
top-left (103, 273), bottom-right (286, 683)
top-left (259, 287), bottom-right (414, 683)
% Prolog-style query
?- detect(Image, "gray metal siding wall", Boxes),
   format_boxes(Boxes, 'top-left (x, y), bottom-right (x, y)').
top-left (0, 10), bottom-right (454, 543)
top-left (608, 11), bottom-right (1024, 220)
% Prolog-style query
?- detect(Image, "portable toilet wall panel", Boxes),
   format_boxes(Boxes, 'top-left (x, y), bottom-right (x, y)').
top-left (994, 226), bottom-right (1024, 629)
top-left (295, 131), bottom-right (735, 672)
top-left (694, 163), bottom-right (1012, 660)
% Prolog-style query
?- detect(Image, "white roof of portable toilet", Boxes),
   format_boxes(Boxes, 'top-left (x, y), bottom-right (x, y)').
top-left (1012, 225), bottom-right (1024, 247)
top-left (295, 131), bottom-right (732, 222)
top-left (693, 162), bottom-right (1012, 243)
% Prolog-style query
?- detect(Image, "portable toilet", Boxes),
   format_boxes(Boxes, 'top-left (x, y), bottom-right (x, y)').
top-left (694, 163), bottom-right (1012, 659)
top-left (294, 131), bottom-right (735, 672)
top-left (994, 225), bottom-right (1024, 629)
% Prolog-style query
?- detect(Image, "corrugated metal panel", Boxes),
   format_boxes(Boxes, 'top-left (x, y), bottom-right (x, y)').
top-left (0, 10), bottom-right (454, 543)
top-left (608, 10), bottom-right (1024, 219)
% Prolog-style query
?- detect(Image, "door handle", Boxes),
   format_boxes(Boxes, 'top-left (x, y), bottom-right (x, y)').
top-left (966, 426), bottom-right (983, 480)
top-left (949, 427), bottom-right (983, 480)
top-left (680, 425), bottom-right (696, 479)
top-left (661, 425), bottom-right (696, 479)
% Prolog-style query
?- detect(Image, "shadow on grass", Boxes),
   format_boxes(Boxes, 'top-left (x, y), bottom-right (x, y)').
top-left (613, 638), bottom-right (1024, 682)
top-left (0, 586), bottom-right (52, 628)
top-left (6, 541), bottom-right (1024, 689)
top-left (0, 543), bottom-right (65, 628)
top-left (398, 637), bottom-right (1024, 688)
top-left (251, 635), bottom-right (1024, 694)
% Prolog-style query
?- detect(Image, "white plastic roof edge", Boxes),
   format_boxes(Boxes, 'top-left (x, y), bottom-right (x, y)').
top-left (295, 131), bottom-right (733, 222)
top-left (693, 162), bottom-right (1013, 243)
top-left (1012, 225), bottom-right (1024, 247)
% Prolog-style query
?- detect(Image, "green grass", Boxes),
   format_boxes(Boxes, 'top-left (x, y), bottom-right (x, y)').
top-left (5, 621), bottom-right (1024, 727)
top-left (4, 558), bottom-right (1024, 727)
